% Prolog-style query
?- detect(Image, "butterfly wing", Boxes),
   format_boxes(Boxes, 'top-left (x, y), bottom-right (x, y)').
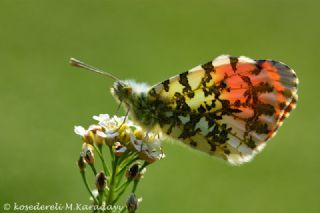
top-left (148, 55), bottom-right (298, 165)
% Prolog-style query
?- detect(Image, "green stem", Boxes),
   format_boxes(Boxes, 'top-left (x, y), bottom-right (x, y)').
top-left (106, 157), bottom-right (119, 205)
top-left (140, 161), bottom-right (149, 170)
top-left (116, 180), bottom-right (130, 192)
top-left (93, 144), bottom-right (110, 176)
top-left (114, 167), bottom-right (127, 189)
top-left (108, 145), bottom-right (114, 162)
top-left (117, 156), bottom-right (139, 177)
top-left (117, 150), bottom-right (131, 165)
top-left (119, 208), bottom-right (126, 213)
top-left (112, 180), bottom-right (132, 205)
top-left (132, 180), bottom-right (139, 193)
top-left (89, 164), bottom-right (97, 176)
top-left (98, 189), bottom-right (104, 209)
top-left (113, 161), bottom-right (149, 205)
top-left (132, 162), bottom-right (149, 194)
top-left (115, 155), bottom-right (139, 191)
top-left (80, 171), bottom-right (98, 204)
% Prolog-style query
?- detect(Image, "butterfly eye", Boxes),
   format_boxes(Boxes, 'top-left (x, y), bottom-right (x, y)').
top-left (112, 81), bottom-right (133, 102)
top-left (124, 87), bottom-right (133, 95)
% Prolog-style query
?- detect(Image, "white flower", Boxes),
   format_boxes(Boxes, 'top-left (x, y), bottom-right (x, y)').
top-left (130, 136), bottom-right (147, 152)
top-left (149, 150), bottom-right (165, 160)
top-left (74, 125), bottom-right (103, 144)
top-left (93, 114), bottom-right (110, 126)
top-left (105, 129), bottom-right (119, 139)
top-left (88, 124), bottom-right (102, 131)
top-left (74, 125), bottom-right (102, 136)
top-left (103, 129), bottom-right (119, 145)
top-left (75, 113), bottom-right (165, 163)
top-left (129, 132), bottom-right (165, 163)
top-left (74, 125), bottom-right (94, 144)
top-left (96, 130), bottom-right (106, 138)
top-left (74, 126), bottom-right (87, 136)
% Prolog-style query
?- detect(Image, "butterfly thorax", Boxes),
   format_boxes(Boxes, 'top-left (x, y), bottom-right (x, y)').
top-left (111, 80), bottom-right (160, 130)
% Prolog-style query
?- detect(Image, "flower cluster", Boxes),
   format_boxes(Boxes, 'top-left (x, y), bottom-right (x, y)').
top-left (74, 114), bottom-right (164, 213)
top-left (75, 114), bottom-right (164, 163)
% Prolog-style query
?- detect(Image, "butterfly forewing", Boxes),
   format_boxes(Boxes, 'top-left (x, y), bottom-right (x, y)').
top-left (149, 55), bottom-right (298, 164)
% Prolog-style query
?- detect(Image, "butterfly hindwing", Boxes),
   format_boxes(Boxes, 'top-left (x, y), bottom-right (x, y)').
top-left (148, 55), bottom-right (298, 164)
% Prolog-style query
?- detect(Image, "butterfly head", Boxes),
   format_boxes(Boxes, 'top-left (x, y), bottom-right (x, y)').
top-left (111, 80), bottom-right (150, 104)
top-left (111, 80), bottom-right (133, 103)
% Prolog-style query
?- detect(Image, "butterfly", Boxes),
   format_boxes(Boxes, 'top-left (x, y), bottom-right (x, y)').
top-left (71, 55), bottom-right (298, 165)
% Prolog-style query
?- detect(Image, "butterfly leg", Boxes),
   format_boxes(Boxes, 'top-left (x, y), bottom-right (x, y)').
top-left (144, 131), bottom-right (150, 140)
top-left (115, 107), bottom-right (131, 132)
top-left (115, 100), bottom-right (123, 113)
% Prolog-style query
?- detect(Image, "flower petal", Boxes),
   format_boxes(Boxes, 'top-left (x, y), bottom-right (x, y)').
top-left (74, 126), bottom-right (86, 136)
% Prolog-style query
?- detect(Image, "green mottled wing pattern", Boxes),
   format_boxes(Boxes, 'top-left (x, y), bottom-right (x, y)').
top-left (148, 55), bottom-right (298, 165)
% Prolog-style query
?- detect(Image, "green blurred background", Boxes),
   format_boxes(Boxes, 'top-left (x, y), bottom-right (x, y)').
top-left (0, 0), bottom-right (319, 212)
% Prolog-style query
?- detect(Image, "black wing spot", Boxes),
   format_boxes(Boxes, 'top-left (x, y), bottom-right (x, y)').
top-left (229, 56), bottom-right (238, 72)
top-left (279, 102), bottom-right (287, 110)
top-left (162, 80), bottom-right (170, 92)
top-left (197, 105), bottom-right (206, 114)
top-left (241, 76), bottom-right (252, 85)
top-left (234, 100), bottom-right (241, 107)
top-left (202, 61), bottom-right (214, 72)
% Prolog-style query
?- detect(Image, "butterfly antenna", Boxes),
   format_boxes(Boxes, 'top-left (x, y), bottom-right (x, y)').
top-left (116, 101), bottom-right (123, 113)
top-left (69, 58), bottom-right (120, 81)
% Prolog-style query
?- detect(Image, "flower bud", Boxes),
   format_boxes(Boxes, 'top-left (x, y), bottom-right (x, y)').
top-left (95, 130), bottom-right (106, 145)
top-left (83, 131), bottom-right (95, 144)
top-left (77, 156), bottom-right (86, 172)
top-left (81, 143), bottom-right (95, 164)
top-left (96, 171), bottom-right (107, 191)
top-left (118, 128), bottom-right (131, 143)
top-left (113, 142), bottom-right (127, 157)
top-left (126, 193), bottom-right (138, 213)
top-left (126, 164), bottom-right (139, 180)
top-left (125, 164), bottom-right (146, 180)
